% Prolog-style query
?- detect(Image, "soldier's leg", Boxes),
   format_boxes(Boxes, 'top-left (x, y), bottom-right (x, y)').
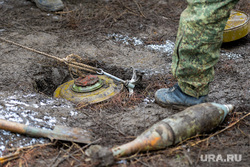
top-left (155, 0), bottom-right (239, 107)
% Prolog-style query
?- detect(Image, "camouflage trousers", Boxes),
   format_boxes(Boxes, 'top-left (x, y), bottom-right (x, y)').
top-left (172, 0), bottom-right (239, 98)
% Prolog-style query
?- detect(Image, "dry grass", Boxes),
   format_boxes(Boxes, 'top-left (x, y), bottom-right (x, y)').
top-left (76, 73), bottom-right (176, 110)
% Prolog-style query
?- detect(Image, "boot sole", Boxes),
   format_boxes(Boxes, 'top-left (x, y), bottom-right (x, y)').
top-left (155, 100), bottom-right (190, 110)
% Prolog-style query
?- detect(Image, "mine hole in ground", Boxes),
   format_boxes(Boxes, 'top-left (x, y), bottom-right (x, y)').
top-left (32, 58), bottom-right (140, 98)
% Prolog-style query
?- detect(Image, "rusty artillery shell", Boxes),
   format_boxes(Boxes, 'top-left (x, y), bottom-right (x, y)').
top-left (112, 103), bottom-right (233, 158)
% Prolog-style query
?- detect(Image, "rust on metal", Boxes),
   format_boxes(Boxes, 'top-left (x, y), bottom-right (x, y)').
top-left (74, 75), bottom-right (99, 87)
top-left (112, 103), bottom-right (234, 158)
top-left (0, 119), bottom-right (93, 144)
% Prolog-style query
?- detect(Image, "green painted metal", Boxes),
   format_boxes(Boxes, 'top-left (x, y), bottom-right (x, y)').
top-left (72, 79), bottom-right (103, 93)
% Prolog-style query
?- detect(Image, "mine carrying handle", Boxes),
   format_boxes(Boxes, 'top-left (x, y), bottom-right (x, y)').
top-left (0, 119), bottom-right (52, 138)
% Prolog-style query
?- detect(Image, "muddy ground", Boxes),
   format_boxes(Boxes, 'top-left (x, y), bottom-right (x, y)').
top-left (0, 0), bottom-right (249, 166)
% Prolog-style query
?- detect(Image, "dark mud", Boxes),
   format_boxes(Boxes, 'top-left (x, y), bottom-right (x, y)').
top-left (0, 0), bottom-right (249, 166)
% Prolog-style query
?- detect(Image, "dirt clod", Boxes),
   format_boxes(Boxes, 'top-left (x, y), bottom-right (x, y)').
top-left (86, 145), bottom-right (115, 166)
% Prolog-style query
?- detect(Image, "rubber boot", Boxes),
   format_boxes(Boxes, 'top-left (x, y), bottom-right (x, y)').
top-left (155, 84), bottom-right (208, 107)
top-left (33, 0), bottom-right (64, 12)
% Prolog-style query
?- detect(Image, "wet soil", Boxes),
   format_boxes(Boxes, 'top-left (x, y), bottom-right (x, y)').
top-left (0, 0), bottom-right (249, 166)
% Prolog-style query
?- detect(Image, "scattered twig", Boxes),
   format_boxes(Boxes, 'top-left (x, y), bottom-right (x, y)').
top-left (135, 157), bottom-right (151, 167)
top-left (216, 135), bottom-right (224, 146)
top-left (118, 0), bottom-right (141, 17)
top-left (20, 155), bottom-right (29, 167)
top-left (237, 124), bottom-right (248, 137)
top-left (103, 122), bottom-right (126, 137)
top-left (61, 148), bottom-right (81, 163)
top-left (133, 0), bottom-right (146, 18)
top-left (177, 134), bottom-right (208, 146)
top-left (51, 156), bottom-right (66, 167)
top-left (55, 10), bottom-right (75, 14)
top-left (72, 142), bottom-right (85, 155)
top-left (0, 152), bottom-right (20, 166)
top-left (49, 150), bottom-right (62, 167)
top-left (83, 138), bottom-right (105, 151)
top-left (182, 149), bottom-right (193, 166)
top-left (6, 142), bottom-right (55, 153)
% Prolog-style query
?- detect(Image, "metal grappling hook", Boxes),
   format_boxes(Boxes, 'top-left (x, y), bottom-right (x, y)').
top-left (97, 67), bottom-right (142, 95)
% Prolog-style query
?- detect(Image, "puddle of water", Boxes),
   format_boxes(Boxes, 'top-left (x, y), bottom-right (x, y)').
top-left (0, 92), bottom-right (76, 156)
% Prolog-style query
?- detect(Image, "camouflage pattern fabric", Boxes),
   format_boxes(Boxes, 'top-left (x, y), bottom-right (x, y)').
top-left (171, 0), bottom-right (239, 98)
